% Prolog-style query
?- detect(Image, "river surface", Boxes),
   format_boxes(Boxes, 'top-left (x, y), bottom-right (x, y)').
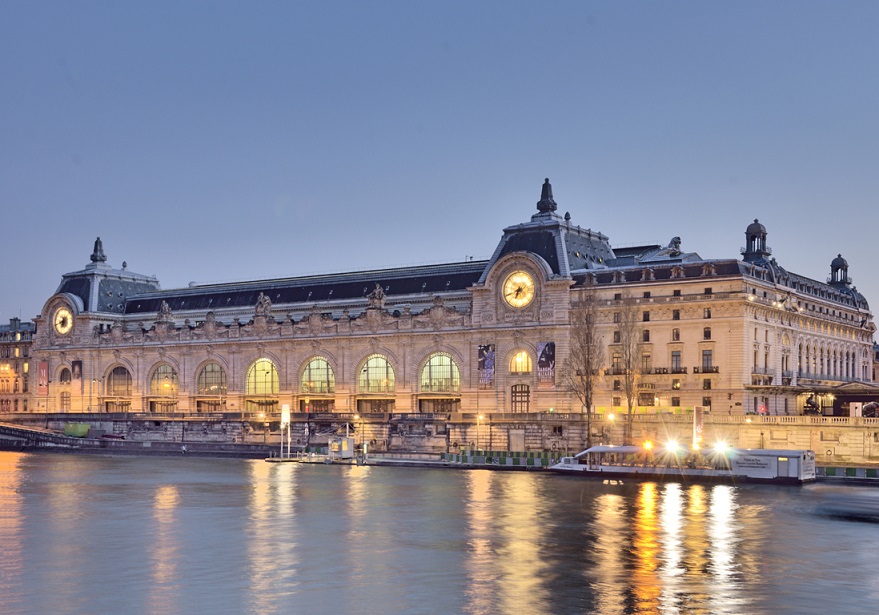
top-left (1, 451), bottom-right (878, 615)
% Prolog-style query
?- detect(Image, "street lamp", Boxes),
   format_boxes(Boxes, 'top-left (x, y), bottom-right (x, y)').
top-left (477, 414), bottom-right (483, 454)
top-left (354, 413), bottom-right (363, 461)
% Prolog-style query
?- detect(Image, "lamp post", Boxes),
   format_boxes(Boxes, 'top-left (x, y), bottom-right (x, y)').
top-left (354, 413), bottom-right (362, 461)
top-left (477, 414), bottom-right (483, 454)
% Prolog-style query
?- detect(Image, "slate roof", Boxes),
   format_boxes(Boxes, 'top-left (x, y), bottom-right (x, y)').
top-left (123, 261), bottom-right (488, 315)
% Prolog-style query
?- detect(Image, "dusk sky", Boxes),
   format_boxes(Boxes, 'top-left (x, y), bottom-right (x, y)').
top-left (2, 2), bottom-right (877, 326)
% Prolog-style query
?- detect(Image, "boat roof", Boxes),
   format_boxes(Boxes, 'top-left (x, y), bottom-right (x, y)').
top-left (574, 445), bottom-right (644, 458)
top-left (733, 448), bottom-right (812, 457)
top-left (572, 445), bottom-right (812, 459)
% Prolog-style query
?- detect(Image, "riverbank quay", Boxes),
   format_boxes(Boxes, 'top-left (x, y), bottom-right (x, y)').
top-left (4, 426), bottom-right (879, 487)
top-left (6, 410), bottom-right (879, 467)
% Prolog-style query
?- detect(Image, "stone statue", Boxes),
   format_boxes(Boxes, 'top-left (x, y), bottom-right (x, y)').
top-left (255, 292), bottom-right (272, 316)
top-left (157, 300), bottom-right (172, 321)
top-left (367, 283), bottom-right (386, 309)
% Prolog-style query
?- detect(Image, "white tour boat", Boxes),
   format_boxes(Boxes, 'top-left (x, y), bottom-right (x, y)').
top-left (550, 442), bottom-right (816, 485)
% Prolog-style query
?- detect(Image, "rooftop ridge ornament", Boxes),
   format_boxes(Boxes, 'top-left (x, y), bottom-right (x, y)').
top-left (90, 237), bottom-right (107, 263)
top-left (536, 178), bottom-right (557, 213)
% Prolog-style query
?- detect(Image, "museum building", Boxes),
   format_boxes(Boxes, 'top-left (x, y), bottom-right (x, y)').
top-left (29, 180), bottom-right (877, 419)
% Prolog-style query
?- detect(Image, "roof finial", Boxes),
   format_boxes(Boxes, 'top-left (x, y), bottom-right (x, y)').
top-left (90, 237), bottom-right (107, 263)
top-left (536, 178), bottom-right (557, 213)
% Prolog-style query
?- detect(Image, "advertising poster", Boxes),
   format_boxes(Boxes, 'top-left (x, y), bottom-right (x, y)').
top-left (72, 360), bottom-right (83, 393)
top-left (537, 342), bottom-right (556, 386)
top-left (38, 361), bottom-right (49, 396)
top-left (477, 344), bottom-right (495, 388)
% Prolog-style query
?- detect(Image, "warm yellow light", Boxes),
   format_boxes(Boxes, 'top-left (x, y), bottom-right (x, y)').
top-left (745, 417), bottom-right (752, 424)
top-left (714, 441), bottom-right (728, 453)
top-left (643, 440), bottom-right (653, 451)
top-left (692, 442), bottom-right (700, 451)
top-left (608, 413), bottom-right (615, 421)
top-left (665, 440), bottom-right (679, 453)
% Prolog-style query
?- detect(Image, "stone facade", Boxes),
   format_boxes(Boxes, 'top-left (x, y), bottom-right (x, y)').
top-left (26, 181), bottom-right (877, 428)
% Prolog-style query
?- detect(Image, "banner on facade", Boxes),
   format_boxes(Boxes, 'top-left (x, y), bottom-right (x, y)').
top-left (477, 344), bottom-right (495, 388)
top-left (72, 360), bottom-right (83, 393)
top-left (537, 342), bottom-right (556, 386)
top-left (38, 361), bottom-right (49, 396)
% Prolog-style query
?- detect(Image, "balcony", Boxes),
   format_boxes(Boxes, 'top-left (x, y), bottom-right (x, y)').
top-left (670, 367), bottom-right (688, 374)
top-left (693, 366), bottom-right (719, 374)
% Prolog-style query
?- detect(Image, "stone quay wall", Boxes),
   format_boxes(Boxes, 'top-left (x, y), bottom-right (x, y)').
top-left (4, 412), bottom-right (879, 466)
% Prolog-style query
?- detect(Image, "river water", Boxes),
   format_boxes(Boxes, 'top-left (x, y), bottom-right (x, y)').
top-left (1, 451), bottom-right (877, 615)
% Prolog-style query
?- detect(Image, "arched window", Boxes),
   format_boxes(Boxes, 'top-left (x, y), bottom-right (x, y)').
top-left (509, 351), bottom-right (532, 374)
top-left (59, 368), bottom-right (71, 383)
top-left (197, 362), bottom-right (227, 396)
top-left (106, 366), bottom-right (132, 396)
top-left (302, 358), bottom-right (335, 394)
top-left (420, 353), bottom-right (460, 393)
top-left (150, 364), bottom-right (179, 397)
top-left (246, 358), bottom-right (278, 395)
top-left (359, 355), bottom-right (394, 393)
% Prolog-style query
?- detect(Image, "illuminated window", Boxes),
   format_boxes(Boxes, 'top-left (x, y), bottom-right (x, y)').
top-left (359, 355), bottom-right (395, 393)
top-left (197, 362), bottom-right (227, 396)
top-left (150, 364), bottom-right (179, 397)
top-left (247, 358), bottom-right (279, 395)
top-left (509, 351), bottom-right (532, 374)
top-left (672, 328), bottom-right (680, 341)
top-left (420, 353), bottom-right (460, 393)
top-left (302, 357), bottom-right (335, 394)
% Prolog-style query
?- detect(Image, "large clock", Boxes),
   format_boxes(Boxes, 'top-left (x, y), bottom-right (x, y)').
top-left (54, 307), bottom-right (73, 335)
top-left (502, 270), bottom-right (536, 308)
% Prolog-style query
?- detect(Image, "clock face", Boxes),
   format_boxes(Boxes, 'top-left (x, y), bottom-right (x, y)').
top-left (502, 270), bottom-right (536, 308)
top-left (54, 307), bottom-right (73, 335)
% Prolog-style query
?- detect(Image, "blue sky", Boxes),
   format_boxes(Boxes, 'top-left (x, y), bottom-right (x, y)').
top-left (2, 1), bottom-right (877, 326)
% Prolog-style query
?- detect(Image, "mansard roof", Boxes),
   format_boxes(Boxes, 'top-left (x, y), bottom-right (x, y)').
top-left (478, 178), bottom-right (616, 282)
top-left (123, 261), bottom-right (487, 315)
top-left (53, 239), bottom-right (160, 314)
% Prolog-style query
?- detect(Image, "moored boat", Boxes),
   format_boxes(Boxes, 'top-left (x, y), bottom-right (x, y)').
top-left (550, 442), bottom-right (816, 485)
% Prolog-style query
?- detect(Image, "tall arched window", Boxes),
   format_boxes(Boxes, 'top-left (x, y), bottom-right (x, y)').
top-left (197, 362), bottom-right (227, 396)
top-left (509, 351), bottom-right (532, 375)
top-left (106, 366), bottom-right (132, 396)
top-left (59, 368), bottom-right (71, 383)
top-left (302, 358), bottom-right (335, 394)
top-left (150, 364), bottom-right (179, 397)
top-left (246, 358), bottom-right (279, 395)
top-left (359, 355), bottom-right (394, 393)
top-left (420, 353), bottom-right (460, 393)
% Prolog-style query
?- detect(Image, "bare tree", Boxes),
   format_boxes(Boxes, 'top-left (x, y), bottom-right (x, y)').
top-left (561, 294), bottom-right (605, 449)
top-left (616, 295), bottom-right (643, 444)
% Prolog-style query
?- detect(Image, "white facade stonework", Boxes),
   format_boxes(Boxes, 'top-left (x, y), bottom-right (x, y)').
top-left (29, 183), bottom-right (876, 420)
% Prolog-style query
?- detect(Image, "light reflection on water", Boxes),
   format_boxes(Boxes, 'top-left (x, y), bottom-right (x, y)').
top-left (2, 452), bottom-right (879, 615)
